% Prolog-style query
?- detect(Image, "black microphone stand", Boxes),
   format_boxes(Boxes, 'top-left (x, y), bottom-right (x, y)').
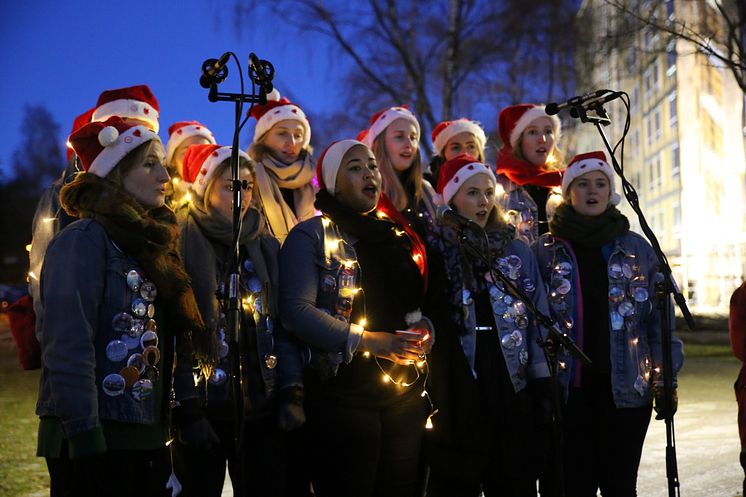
top-left (569, 99), bottom-right (694, 497)
top-left (201, 53), bottom-right (272, 496)
top-left (454, 224), bottom-right (591, 497)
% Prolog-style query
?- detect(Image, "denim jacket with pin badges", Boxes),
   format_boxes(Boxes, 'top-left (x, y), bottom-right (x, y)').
top-left (36, 219), bottom-right (173, 439)
top-left (531, 231), bottom-right (684, 407)
top-left (279, 216), bottom-right (369, 385)
top-left (457, 238), bottom-right (551, 392)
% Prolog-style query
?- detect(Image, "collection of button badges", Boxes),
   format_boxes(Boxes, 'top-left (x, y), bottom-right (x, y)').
top-left (202, 257), bottom-right (277, 388)
top-left (103, 269), bottom-right (160, 400)
top-left (505, 206), bottom-right (537, 245)
top-left (475, 254), bottom-right (536, 370)
top-left (541, 236), bottom-right (654, 393)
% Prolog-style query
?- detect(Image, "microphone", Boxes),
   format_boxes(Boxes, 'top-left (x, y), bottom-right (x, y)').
top-left (436, 204), bottom-right (481, 230)
top-left (199, 52), bottom-right (231, 89)
top-left (569, 91), bottom-right (624, 117)
top-left (545, 90), bottom-right (610, 115)
top-left (248, 52), bottom-right (275, 94)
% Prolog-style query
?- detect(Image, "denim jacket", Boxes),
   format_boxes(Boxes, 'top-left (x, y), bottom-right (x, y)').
top-left (456, 239), bottom-right (551, 392)
top-left (36, 219), bottom-right (171, 444)
top-left (279, 216), bottom-right (365, 383)
top-left (531, 232), bottom-right (685, 407)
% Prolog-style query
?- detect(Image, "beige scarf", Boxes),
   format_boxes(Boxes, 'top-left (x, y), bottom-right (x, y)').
top-left (254, 154), bottom-right (317, 243)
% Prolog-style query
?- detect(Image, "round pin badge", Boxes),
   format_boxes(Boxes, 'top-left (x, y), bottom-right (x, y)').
top-left (127, 353), bottom-right (145, 373)
top-left (144, 319), bottom-right (157, 332)
top-left (146, 303), bottom-right (155, 319)
top-left (140, 281), bottom-right (157, 302)
top-left (633, 287), bottom-right (649, 303)
top-left (112, 312), bottom-right (134, 334)
top-left (131, 379), bottom-right (153, 401)
top-left (119, 366), bottom-right (140, 387)
top-left (142, 345), bottom-right (160, 367)
top-left (209, 368), bottom-right (227, 386)
top-left (102, 373), bottom-right (126, 396)
top-left (105, 340), bottom-right (129, 362)
top-left (243, 259), bottom-right (255, 272)
top-left (264, 354), bottom-right (278, 369)
top-left (126, 270), bottom-right (143, 292)
top-left (248, 277), bottom-right (262, 294)
top-left (121, 334), bottom-right (140, 350)
top-left (521, 278), bottom-right (536, 294)
top-left (618, 301), bottom-right (636, 317)
top-left (511, 330), bottom-right (523, 347)
top-left (129, 319), bottom-right (144, 338)
top-left (131, 298), bottom-right (148, 318)
top-left (321, 275), bottom-right (337, 292)
top-left (554, 261), bottom-right (572, 276)
top-left (140, 330), bottom-right (158, 349)
top-left (500, 333), bottom-right (515, 349)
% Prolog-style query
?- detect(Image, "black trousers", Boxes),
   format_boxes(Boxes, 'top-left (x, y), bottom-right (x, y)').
top-left (562, 380), bottom-right (652, 497)
top-left (305, 391), bottom-right (428, 497)
top-left (46, 443), bottom-right (171, 497)
top-left (172, 414), bottom-right (286, 497)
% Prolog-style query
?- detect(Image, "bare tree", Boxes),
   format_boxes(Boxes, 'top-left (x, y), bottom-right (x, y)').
top-left (601, 0), bottom-right (745, 92)
top-left (233, 0), bottom-right (579, 152)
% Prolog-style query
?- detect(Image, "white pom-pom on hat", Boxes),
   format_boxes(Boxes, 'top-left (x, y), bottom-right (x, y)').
top-left (98, 126), bottom-right (119, 147)
top-left (266, 88), bottom-right (281, 101)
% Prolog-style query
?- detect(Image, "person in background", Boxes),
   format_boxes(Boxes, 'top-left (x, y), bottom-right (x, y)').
top-left (428, 118), bottom-right (487, 183)
top-left (36, 116), bottom-right (214, 496)
top-left (172, 143), bottom-right (300, 496)
top-left (495, 104), bottom-right (563, 245)
top-left (248, 89), bottom-right (316, 244)
top-left (360, 105), bottom-right (438, 239)
top-left (279, 139), bottom-right (432, 497)
top-left (531, 151), bottom-right (684, 497)
top-left (426, 154), bottom-right (551, 496)
top-left (164, 120), bottom-right (216, 206)
top-left (27, 84), bottom-right (162, 356)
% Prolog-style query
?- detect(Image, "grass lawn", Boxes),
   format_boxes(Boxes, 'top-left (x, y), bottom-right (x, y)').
top-left (0, 327), bottom-right (48, 497)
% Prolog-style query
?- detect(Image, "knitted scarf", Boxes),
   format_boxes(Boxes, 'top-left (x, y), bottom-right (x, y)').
top-left (60, 173), bottom-right (217, 371)
top-left (179, 199), bottom-right (272, 333)
top-left (254, 153), bottom-right (316, 242)
top-left (496, 147), bottom-right (563, 187)
top-left (430, 220), bottom-right (516, 335)
top-left (549, 202), bottom-right (630, 247)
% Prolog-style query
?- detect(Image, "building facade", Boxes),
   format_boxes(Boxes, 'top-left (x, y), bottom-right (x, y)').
top-left (573, 0), bottom-right (746, 314)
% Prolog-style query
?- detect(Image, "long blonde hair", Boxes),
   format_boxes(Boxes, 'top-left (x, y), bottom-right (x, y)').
top-left (371, 133), bottom-right (423, 211)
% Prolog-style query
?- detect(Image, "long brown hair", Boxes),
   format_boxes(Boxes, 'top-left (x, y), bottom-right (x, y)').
top-left (371, 132), bottom-right (423, 211)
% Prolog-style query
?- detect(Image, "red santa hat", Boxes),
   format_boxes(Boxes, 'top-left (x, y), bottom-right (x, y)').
top-left (436, 153), bottom-right (496, 206)
top-left (68, 116), bottom-right (161, 178)
top-left (249, 89), bottom-right (311, 148)
top-left (92, 84), bottom-right (160, 133)
top-left (165, 121), bottom-right (216, 165)
top-left (315, 139), bottom-right (367, 195)
top-left (181, 144), bottom-right (251, 197)
top-left (431, 118), bottom-right (487, 157)
top-left (360, 105), bottom-right (420, 149)
top-left (65, 107), bottom-right (95, 162)
top-left (498, 104), bottom-right (560, 150)
top-left (561, 151), bottom-right (621, 205)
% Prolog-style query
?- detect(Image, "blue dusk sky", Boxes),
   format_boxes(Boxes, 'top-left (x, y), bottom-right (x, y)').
top-left (0, 1), bottom-right (350, 179)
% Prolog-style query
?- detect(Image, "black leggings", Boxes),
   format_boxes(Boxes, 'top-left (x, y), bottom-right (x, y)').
top-left (305, 392), bottom-right (429, 497)
top-left (172, 415), bottom-right (286, 497)
top-left (562, 382), bottom-right (652, 497)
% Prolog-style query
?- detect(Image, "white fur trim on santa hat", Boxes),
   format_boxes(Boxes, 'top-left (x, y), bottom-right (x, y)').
top-left (433, 120), bottom-right (487, 156)
top-left (92, 99), bottom-right (160, 133)
top-left (192, 147), bottom-right (251, 197)
top-left (442, 162), bottom-right (496, 206)
top-left (253, 91), bottom-right (311, 149)
top-left (361, 107), bottom-right (420, 149)
top-left (561, 155), bottom-right (621, 205)
top-left (89, 125), bottom-right (160, 178)
top-left (166, 124), bottom-right (216, 164)
top-left (509, 106), bottom-right (560, 149)
top-left (321, 140), bottom-right (364, 195)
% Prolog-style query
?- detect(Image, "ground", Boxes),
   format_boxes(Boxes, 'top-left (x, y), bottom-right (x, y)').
top-left (0, 316), bottom-right (742, 497)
